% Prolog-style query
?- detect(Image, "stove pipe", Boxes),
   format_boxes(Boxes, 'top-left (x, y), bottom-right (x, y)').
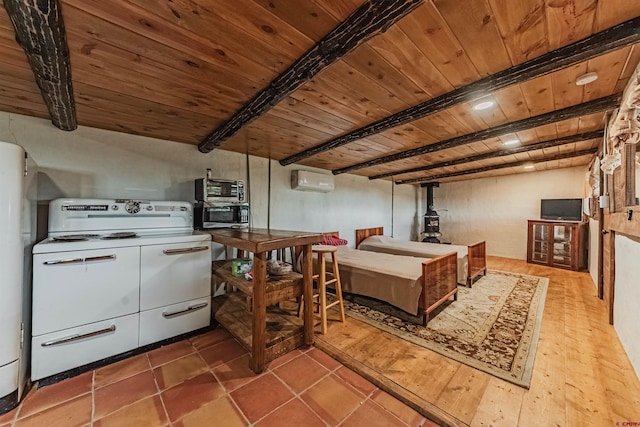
top-left (421, 182), bottom-right (441, 243)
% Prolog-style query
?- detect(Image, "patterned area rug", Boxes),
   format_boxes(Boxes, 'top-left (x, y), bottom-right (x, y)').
top-left (338, 269), bottom-right (548, 388)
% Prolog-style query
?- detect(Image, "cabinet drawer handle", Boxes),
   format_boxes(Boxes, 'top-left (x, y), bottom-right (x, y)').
top-left (41, 325), bottom-right (116, 347)
top-left (162, 302), bottom-right (209, 318)
top-left (43, 254), bottom-right (116, 265)
top-left (162, 246), bottom-right (209, 255)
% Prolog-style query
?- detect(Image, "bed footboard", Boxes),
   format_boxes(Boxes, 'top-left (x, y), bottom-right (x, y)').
top-left (466, 241), bottom-right (487, 287)
top-left (419, 252), bottom-right (458, 326)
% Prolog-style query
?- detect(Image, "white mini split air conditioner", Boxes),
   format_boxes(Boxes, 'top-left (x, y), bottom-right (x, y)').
top-left (291, 170), bottom-right (335, 192)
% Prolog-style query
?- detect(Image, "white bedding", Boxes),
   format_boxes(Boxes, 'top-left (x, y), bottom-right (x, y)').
top-left (357, 235), bottom-right (468, 285)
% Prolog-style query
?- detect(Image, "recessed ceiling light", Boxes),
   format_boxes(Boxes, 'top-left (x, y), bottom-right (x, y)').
top-left (503, 138), bottom-right (520, 146)
top-left (473, 100), bottom-right (495, 111)
top-left (576, 72), bottom-right (598, 86)
top-left (524, 164), bottom-right (535, 170)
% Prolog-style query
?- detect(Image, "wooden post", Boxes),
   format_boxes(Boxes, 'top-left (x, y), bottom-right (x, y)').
top-left (250, 251), bottom-right (267, 373)
top-left (302, 243), bottom-right (315, 346)
top-left (3, 0), bottom-right (77, 130)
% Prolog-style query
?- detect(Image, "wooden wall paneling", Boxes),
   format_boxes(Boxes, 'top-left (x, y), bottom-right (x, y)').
top-left (66, 38), bottom-right (248, 112)
top-left (125, 0), bottom-right (311, 67)
top-left (318, 61), bottom-right (412, 114)
top-left (64, 26), bottom-right (264, 105)
top-left (288, 80), bottom-right (376, 126)
top-left (370, 131), bottom-right (603, 180)
top-left (366, 24), bottom-right (454, 98)
top-left (311, 0), bottom-right (366, 22)
top-left (196, 0), bottom-right (319, 54)
top-left (342, 43), bottom-right (430, 106)
top-left (555, 116), bottom-right (582, 137)
top-left (613, 166), bottom-right (626, 212)
top-left (65, 0), bottom-right (279, 83)
top-left (410, 110), bottom-right (469, 142)
top-left (595, 0), bottom-right (640, 32)
top-left (602, 214), bottom-right (615, 324)
top-left (519, 74), bottom-right (555, 116)
top-left (487, 0), bottom-right (547, 64)
top-left (623, 144), bottom-right (637, 207)
top-left (198, 0), bottom-right (426, 153)
top-left (0, 91), bottom-right (50, 116)
top-left (545, 0), bottom-right (597, 50)
top-left (394, 149), bottom-right (596, 184)
top-left (491, 85), bottom-right (531, 122)
top-left (444, 104), bottom-right (492, 134)
top-left (576, 111), bottom-right (607, 132)
top-left (533, 122), bottom-right (559, 141)
top-left (433, 0), bottom-right (513, 75)
top-left (469, 100), bottom-right (510, 129)
top-left (282, 19), bottom-right (640, 167)
top-left (333, 95), bottom-right (618, 175)
top-left (397, 2), bottom-right (481, 87)
top-left (251, 0), bottom-right (341, 41)
top-left (268, 103), bottom-right (354, 136)
top-left (615, 48), bottom-right (640, 93)
top-left (70, 61), bottom-right (234, 120)
top-left (583, 47), bottom-right (634, 100)
top-left (61, 4), bottom-right (268, 89)
top-left (551, 63), bottom-right (588, 109)
top-left (74, 84), bottom-right (217, 134)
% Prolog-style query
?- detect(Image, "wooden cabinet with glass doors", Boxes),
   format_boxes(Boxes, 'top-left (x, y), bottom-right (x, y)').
top-left (527, 220), bottom-right (588, 271)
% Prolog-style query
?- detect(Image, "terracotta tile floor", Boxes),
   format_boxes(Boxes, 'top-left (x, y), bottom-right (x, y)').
top-left (0, 327), bottom-right (438, 426)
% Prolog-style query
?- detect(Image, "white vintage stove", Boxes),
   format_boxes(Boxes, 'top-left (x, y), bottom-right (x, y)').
top-left (31, 199), bottom-right (212, 381)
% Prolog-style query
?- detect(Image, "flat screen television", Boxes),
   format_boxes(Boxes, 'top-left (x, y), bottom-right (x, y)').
top-left (540, 198), bottom-right (583, 221)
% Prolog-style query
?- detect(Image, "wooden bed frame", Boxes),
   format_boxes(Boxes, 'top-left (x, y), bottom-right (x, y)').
top-left (354, 227), bottom-right (487, 287)
top-left (313, 231), bottom-right (457, 326)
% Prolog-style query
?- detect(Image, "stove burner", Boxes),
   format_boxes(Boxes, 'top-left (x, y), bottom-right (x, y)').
top-left (52, 234), bottom-right (100, 242)
top-left (101, 232), bottom-right (138, 240)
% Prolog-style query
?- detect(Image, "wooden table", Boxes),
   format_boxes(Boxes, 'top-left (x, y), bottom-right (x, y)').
top-left (204, 228), bottom-right (323, 373)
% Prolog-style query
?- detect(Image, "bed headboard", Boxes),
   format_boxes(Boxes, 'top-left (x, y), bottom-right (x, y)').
top-left (355, 227), bottom-right (384, 248)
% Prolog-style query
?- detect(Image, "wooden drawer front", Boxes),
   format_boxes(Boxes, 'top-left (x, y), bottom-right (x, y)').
top-left (33, 247), bottom-right (140, 336)
top-left (140, 242), bottom-right (211, 311)
top-left (31, 314), bottom-right (139, 380)
top-left (139, 298), bottom-right (211, 346)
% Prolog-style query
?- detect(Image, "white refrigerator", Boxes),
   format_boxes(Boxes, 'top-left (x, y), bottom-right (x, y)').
top-left (0, 141), bottom-right (37, 414)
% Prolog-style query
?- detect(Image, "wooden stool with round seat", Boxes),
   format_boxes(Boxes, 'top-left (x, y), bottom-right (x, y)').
top-left (299, 244), bottom-right (346, 334)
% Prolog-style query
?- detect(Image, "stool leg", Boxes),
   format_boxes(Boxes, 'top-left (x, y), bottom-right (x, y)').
top-left (319, 252), bottom-right (328, 334)
top-left (331, 252), bottom-right (345, 322)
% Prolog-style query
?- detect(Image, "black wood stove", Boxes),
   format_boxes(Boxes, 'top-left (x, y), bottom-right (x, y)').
top-left (421, 183), bottom-right (441, 243)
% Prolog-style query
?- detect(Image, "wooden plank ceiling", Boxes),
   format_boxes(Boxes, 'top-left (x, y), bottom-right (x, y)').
top-left (1, 0), bottom-right (639, 184)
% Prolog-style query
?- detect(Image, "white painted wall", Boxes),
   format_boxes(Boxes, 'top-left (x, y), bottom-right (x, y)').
top-left (0, 112), bottom-right (417, 247)
top-left (588, 218), bottom-right (600, 290)
top-left (614, 234), bottom-right (640, 379)
top-left (433, 167), bottom-right (588, 259)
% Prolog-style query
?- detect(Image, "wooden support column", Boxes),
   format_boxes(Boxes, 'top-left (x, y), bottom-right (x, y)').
top-left (250, 251), bottom-right (267, 373)
top-left (198, 0), bottom-right (424, 153)
top-left (302, 243), bottom-right (315, 346)
top-left (3, 0), bottom-right (77, 130)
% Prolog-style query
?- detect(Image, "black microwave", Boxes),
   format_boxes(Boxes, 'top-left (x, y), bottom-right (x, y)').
top-left (193, 202), bottom-right (249, 229)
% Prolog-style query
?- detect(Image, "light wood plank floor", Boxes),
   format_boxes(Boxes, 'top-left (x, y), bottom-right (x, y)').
top-left (316, 256), bottom-right (640, 427)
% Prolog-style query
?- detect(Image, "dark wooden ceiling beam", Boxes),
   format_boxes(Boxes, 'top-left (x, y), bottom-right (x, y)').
top-left (197, 0), bottom-right (424, 154)
top-left (332, 95), bottom-right (617, 175)
top-left (369, 130), bottom-right (604, 180)
top-left (280, 17), bottom-right (640, 167)
top-left (397, 149), bottom-right (597, 185)
top-left (3, 0), bottom-right (77, 130)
